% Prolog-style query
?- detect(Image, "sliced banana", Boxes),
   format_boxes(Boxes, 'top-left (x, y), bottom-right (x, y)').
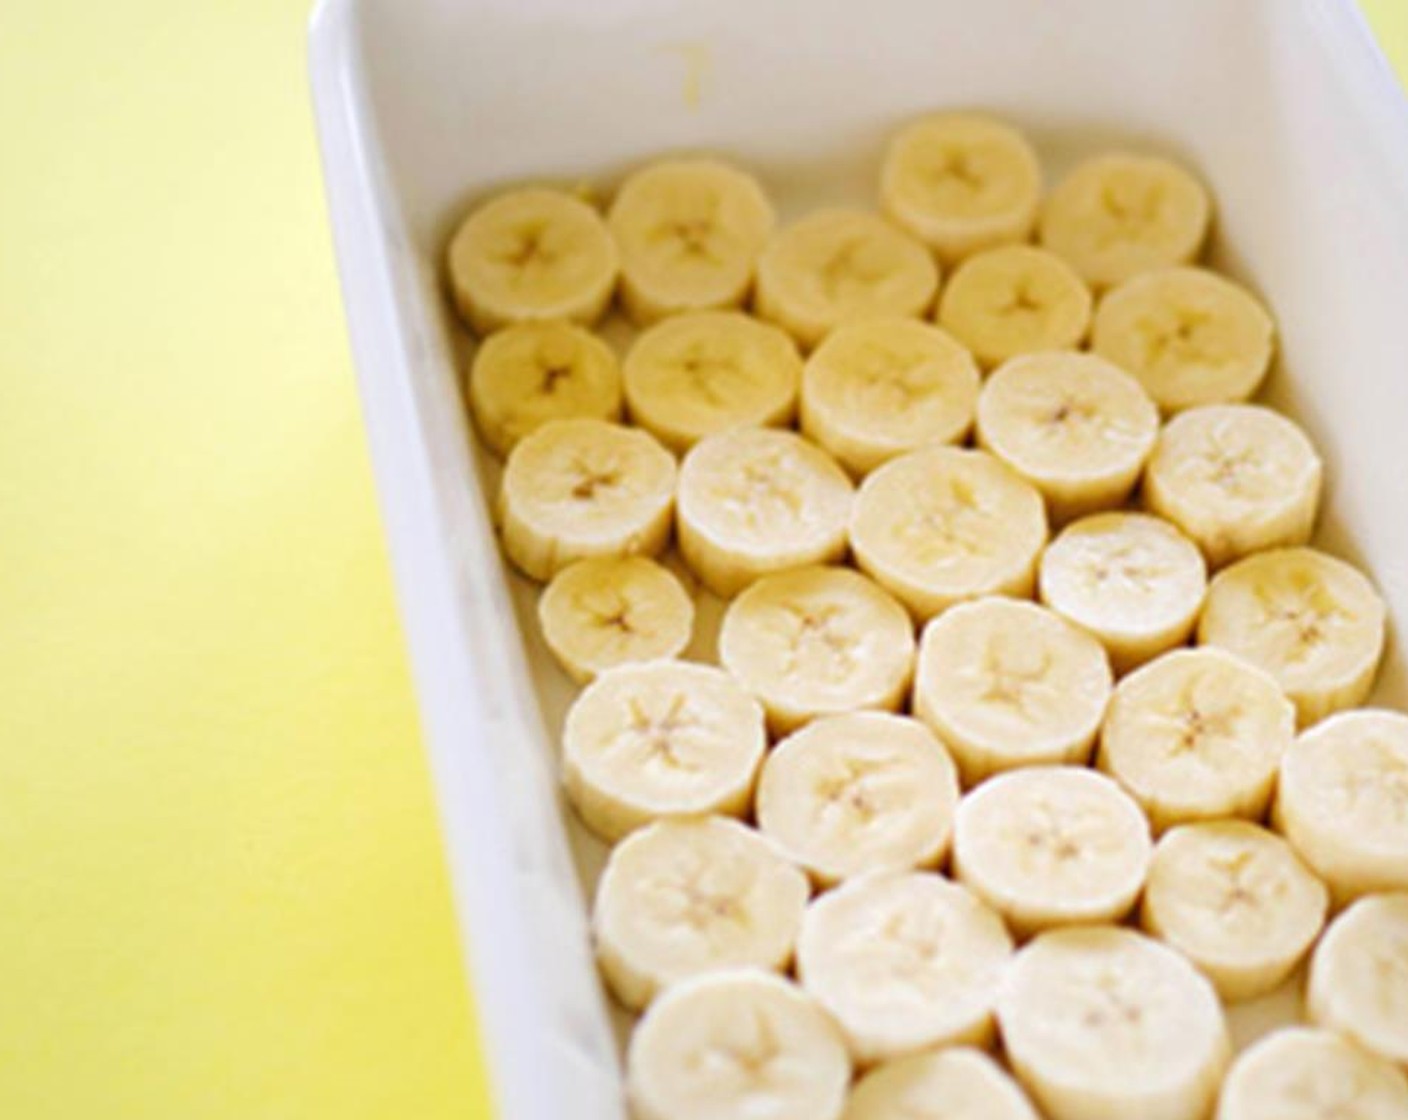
top-left (1144, 404), bottom-right (1323, 570)
top-left (953, 766), bottom-right (1149, 935)
top-left (796, 871), bottom-right (1014, 1065)
top-left (591, 816), bottom-right (808, 1011)
top-left (1092, 267), bottom-right (1275, 412)
top-left (799, 317), bottom-right (980, 476)
top-left (1217, 1026), bottom-right (1408, 1120)
top-left (1098, 648), bottom-right (1295, 831)
top-left (561, 660), bottom-right (766, 842)
top-left (718, 566), bottom-right (916, 734)
top-left (997, 926), bottom-right (1230, 1120)
top-left (975, 351), bottom-right (1159, 523)
top-left (1307, 893), bottom-right (1408, 1067)
top-left (914, 597), bottom-right (1112, 783)
top-left (937, 245), bottom-right (1092, 368)
top-left (1038, 153), bottom-right (1212, 289)
top-left (537, 556), bottom-right (693, 683)
top-left (1198, 547), bottom-right (1386, 726)
top-left (1038, 512), bottom-right (1207, 673)
top-left (849, 446), bottom-right (1048, 620)
top-left (879, 112), bottom-right (1042, 265)
top-left (1141, 821), bottom-right (1328, 1003)
top-left (756, 712), bottom-right (960, 886)
top-left (676, 427), bottom-right (854, 597)
top-left (842, 1047), bottom-right (1040, 1120)
top-left (498, 417), bottom-right (676, 582)
top-left (626, 969), bottom-right (852, 1120)
top-left (1276, 709), bottom-right (1408, 901)
top-left (446, 186), bottom-right (618, 335)
top-left (622, 310), bottom-right (801, 451)
top-left (755, 209), bottom-right (940, 349)
top-left (607, 157), bottom-right (776, 324)
top-left (467, 319), bottom-right (622, 458)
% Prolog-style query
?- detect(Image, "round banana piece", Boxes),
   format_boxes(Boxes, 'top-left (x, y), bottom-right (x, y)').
top-left (755, 209), bottom-right (939, 349)
top-left (607, 157), bottom-right (776, 324)
top-left (953, 766), bottom-right (1150, 935)
top-left (446, 186), bottom-right (618, 335)
top-left (1276, 709), bottom-right (1408, 901)
top-left (1217, 1026), bottom-right (1408, 1120)
top-left (561, 660), bottom-right (766, 842)
top-left (937, 245), bottom-right (1092, 368)
top-left (718, 566), bottom-right (916, 734)
top-left (676, 427), bottom-right (853, 598)
top-left (591, 816), bottom-right (808, 1011)
top-left (1144, 404), bottom-right (1323, 570)
top-left (467, 319), bottom-right (622, 457)
top-left (626, 969), bottom-right (851, 1120)
top-left (975, 351), bottom-right (1159, 523)
top-left (799, 317), bottom-right (980, 476)
top-left (498, 417), bottom-right (676, 582)
top-left (1198, 547), bottom-right (1386, 726)
top-left (842, 1047), bottom-right (1040, 1120)
top-left (879, 112), bottom-right (1042, 265)
top-left (622, 310), bottom-right (801, 451)
top-left (756, 712), bottom-right (960, 886)
top-left (850, 446), bottom-right (1047, 620)
top-left (1141, 821), bottom-right (1328, 1003)
top-left (914, 597), bottom-right (1113, 783)
top-left (1307, 893), bottom-right (1408, 1066)
top-left (537, 556), bottom-right (693, 683)
top-left (1038, 512), bottom-right (1207, 673)
top-left (997, 926), bottom-right (1230, 1120)
top-left (796, 871), bottom-right (1013, 1065)
top-left (1098, 648), bottom-right (1295, 831)
top-left (1038, 153), bottom-right (1212, 289)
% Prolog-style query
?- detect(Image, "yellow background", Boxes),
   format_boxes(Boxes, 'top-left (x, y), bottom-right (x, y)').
top-left (0, 2), bottom-right (1402, 1117)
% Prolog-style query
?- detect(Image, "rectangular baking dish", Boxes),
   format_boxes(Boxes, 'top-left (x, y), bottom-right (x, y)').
top-left (307, 2), bottom-right (1408, 1116)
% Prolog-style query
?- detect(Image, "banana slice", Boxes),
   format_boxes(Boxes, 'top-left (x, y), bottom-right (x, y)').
top-left (1144, 404), bottom-right (1323, 570)
top-left (1217, 1026), bottom-right (1408, 1120)
top-left (591, 816), bottom-right (808, 1011)
top-left (1197, 547), bottom-right (1386, 726)
top-left (879, 112), bottom-right (1042, 265)
top-left (953, 766), bottom-right (1149, 935)
top-left (996, 926), bottom-right (1230, 1120)
top-left (467, 319), bottom-right (622, 457)
top-left (1275, 709), bottom-right (1408, 901)
top-left (755, 712), bottom-right (960, 886)
top-left (1307, 893), bottom-right (1408, 1067)
top-left (537, 556), bottom-right (693, 683)
top-left (718, 566), bottom-right (916, 734)
top-left (914, 597), bottom-right (1112, 783)
top-left (622, 310), bottom-right (801, 451)
top-left (1097, 648), bottom-right (1295, 831)
top-left (796, 871), bottom-right (1014, 1065)
top-left (755, 209), bottom-right (940, 349)
top-left (607, 157), bottom-right (776, 324)
top-left (1038, 153), bottom-right (1212, 289)
top-left (850, 446), bottom-right (1048, 620)
top-left (676, 427), bottom-right (854, 597)
top-left (446, 186), bottom-right (618, 335)
top-left (1140, 821), bottom-right (1328, 1003)
top-left (975, 351), bottom-right (1159, 523)
top-left (626, 969), bottom-right (852, 1120)
top-left (799, 317), bottom-right (980, 476)
top-left (561, 660), bottom-right (766, 842)
top-left (1038, 512), bottom-right (1207, 673)
top-left (842, 1047), bottom-right (1040, 1120)
top-left (937, 245), bottom-right (1092, 367)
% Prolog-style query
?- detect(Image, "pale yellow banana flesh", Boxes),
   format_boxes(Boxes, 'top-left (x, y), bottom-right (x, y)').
top-left (842, 1048), bottom-right (1040, 1120)
top-left (1217, 1027), bottom-right (1408, 1120)
top-left (1307, 893), bottom-right (1408, 1068)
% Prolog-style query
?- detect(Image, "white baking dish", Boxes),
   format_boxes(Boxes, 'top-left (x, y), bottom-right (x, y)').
top-left (308, 2), bottom-right (1408, 1116)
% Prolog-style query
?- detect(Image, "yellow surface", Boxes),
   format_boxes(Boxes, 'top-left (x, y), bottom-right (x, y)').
top-left (0, 2), bottom-right (1402, 1118)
